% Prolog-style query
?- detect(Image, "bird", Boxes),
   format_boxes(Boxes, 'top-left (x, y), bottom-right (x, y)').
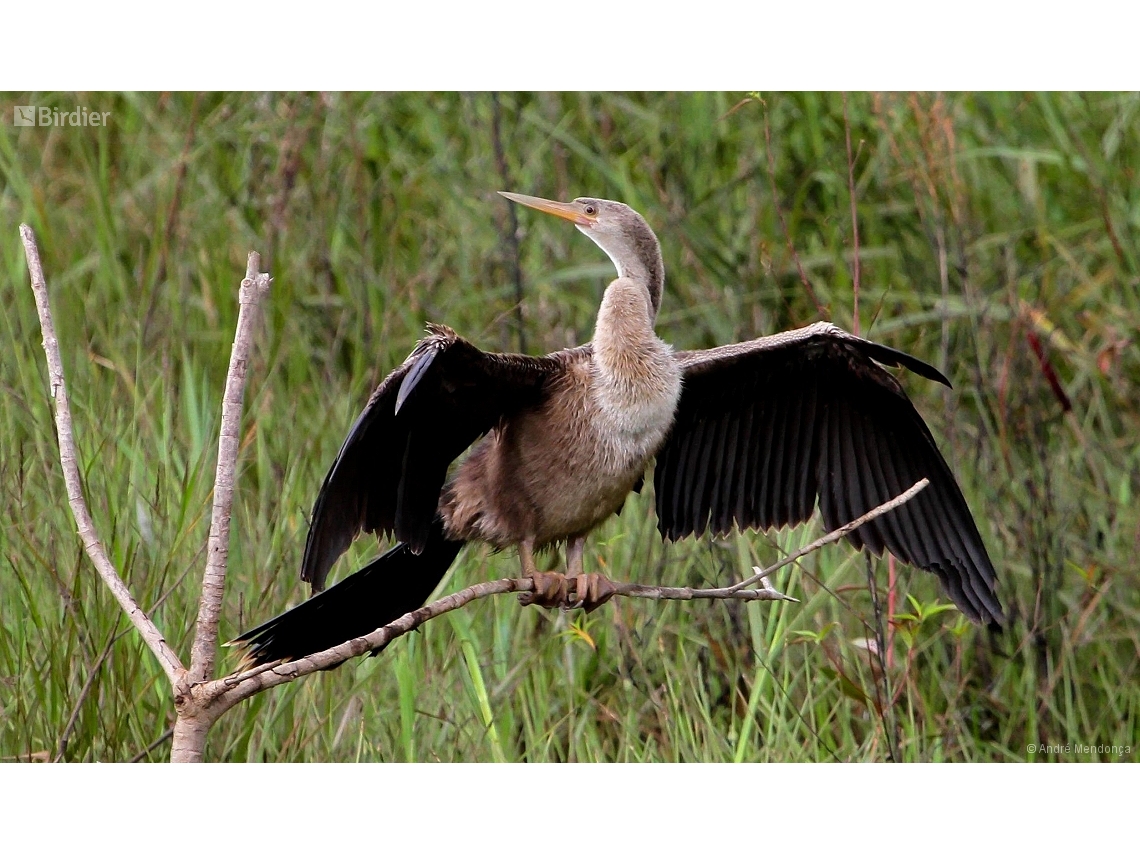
top-left (232, 191), bottom-right (1003, 667)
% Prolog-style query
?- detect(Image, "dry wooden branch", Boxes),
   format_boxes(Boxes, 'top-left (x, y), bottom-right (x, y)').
top-left (204, 574), bottom-right (793, 713)
top-left (23, 225), bottom-right (272, 761)
top-left (724, 478), bottom-right (929, 595)
top-left (203, 480), bottom-right (927, 712)
top-left (189, 254), bottom-right (271, 685)
top-left (20, 224), bottom-right (185, 686)
top-left (173, 254), bottom-right (270, 761)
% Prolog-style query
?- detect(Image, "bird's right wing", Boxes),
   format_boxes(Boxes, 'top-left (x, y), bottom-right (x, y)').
top-left (301, 324), bottom-right (564, 591)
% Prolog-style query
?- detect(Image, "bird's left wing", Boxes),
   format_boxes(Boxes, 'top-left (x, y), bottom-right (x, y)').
top-left (653, 322), bottom-right (1002, 624)
top-left (301, 324), bottom-right (563, 591)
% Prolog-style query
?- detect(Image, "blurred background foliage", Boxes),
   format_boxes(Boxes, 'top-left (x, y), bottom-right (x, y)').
top-left (0, 92), bottom-right (1137, 761)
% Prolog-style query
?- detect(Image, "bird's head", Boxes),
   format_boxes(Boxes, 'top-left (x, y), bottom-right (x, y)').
top-left (499, 191), bottom-right (665, 319)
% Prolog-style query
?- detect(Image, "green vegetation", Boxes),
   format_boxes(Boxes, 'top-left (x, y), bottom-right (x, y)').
top-left (1, 92), bottom-right (1136, 762)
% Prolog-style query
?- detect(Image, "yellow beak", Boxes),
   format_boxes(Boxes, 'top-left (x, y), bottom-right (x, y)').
top-left (498, 191), bottom-right (595, 226)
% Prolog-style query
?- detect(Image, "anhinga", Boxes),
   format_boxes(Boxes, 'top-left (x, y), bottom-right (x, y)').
top-left (233, 192), bottom-right (1002, 666)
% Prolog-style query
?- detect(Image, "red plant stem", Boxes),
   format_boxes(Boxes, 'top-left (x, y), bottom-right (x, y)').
top-left (1026, 330), bottom-right (1072, 412)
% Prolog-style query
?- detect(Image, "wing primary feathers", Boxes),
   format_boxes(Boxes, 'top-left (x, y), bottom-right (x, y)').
top-left (395, 343), bottom-right (440, 414)
top-left (777, 382), bottom-right (803, 528)
top-left (668, 421), bottom-right (694, 536)
top-left (654, 323), bottom-right (1002, 625)
top-left (698, 408), bottom-right (731, 534)
top-left (840, 397), bottom-right (869, 550)
top-left (874, 424), bottom-right (933, 568)
top-left (855, 339), bottom-right (952, 388)
top-left (826, 397), bottom-right (852, 544)
top-left (687, 418), bottom-right (717, 536)
top-left (886, 429), bottom-right (979, 612)
top-left (857, 412), bottom-right (908, 558)
top-left (843, 390), bottom-right (895, 556)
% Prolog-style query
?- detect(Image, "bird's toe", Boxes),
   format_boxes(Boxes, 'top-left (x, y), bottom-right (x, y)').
top-left (575, 572), bottom-right (617, 613)
top-left (519, 571), bottom-right (572, 609)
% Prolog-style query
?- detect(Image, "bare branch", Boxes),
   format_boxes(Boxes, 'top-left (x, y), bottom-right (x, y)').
top-left (613, 575), bottom-right (796, 602)
top-left (205, 578), bottom-right (538, 712)
top-left (203, 480), bottom-right (929, 713)
top-left (188, 253), bottom-right (271, 685)
top-left (20, 224), bottom-right (185, 685)
top-left (205, 572), bottom-right (794, 713)
top-left (724, 478), bottom-right (929, 594)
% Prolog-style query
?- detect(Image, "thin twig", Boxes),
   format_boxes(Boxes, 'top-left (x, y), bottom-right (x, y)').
top-left (20, 224), bottom-right (184, 685)
top-left (724, 479), bottom-right (929, 595)
top-left (842, 92), bottom-right (862, 336)
top-left (129, 727), bottom-right (174, 763)
top-left (762, 104), bottom-right (827, 319)
top-left (205, 577), bottom-right (539, 711)
top-left (614, 576), bottom-right (795, 602)
top-left (863, 553), bottom-right (897, 762)
top-left (490, 92), bottom-right (526, 353)
top-left (188, 253), bottom-right (271, 685)
top-left (54, 621), bottom-right (123, 762)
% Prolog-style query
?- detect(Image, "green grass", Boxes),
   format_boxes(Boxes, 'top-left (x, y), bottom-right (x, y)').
top-left (1, 92), bottom-right (1137, 762)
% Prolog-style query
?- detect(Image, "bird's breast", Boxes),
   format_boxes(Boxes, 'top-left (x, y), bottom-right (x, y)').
top-left (443, 347), bottom-right (681, 548)
top-left (588, 339), bottom-right (682, 463)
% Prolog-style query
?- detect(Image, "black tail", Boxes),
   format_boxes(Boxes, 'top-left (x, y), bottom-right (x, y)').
top-left (230, 523), bottom-right (463, 668)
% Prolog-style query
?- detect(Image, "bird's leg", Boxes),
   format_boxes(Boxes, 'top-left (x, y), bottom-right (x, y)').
top-left (516, 537), bottom-right (571, 609)
top-left (565, 536), bottom-right (585, 580)
top-left (566, 535), bottom-right (617, 613)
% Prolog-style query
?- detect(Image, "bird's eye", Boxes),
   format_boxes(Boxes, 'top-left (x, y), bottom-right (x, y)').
top-left (584, 204), bottom-right (597, 216)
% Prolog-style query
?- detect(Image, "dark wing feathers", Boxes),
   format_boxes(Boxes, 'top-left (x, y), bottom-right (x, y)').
top-left (301, 325), bottom-right (558, 591)
top-left (654, 323), bottom-right (1002, 625)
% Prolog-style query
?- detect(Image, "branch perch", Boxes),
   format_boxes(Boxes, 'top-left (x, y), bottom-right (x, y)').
top-left (205, 479), bottom-right (927, 713)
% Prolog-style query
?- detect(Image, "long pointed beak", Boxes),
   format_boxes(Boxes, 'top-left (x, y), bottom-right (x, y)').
top-left (498, 191), bottom-right (594, 226)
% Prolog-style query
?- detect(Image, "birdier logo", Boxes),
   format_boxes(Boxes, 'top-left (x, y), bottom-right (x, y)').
top-left (14, 105), bottom-right (111, 127)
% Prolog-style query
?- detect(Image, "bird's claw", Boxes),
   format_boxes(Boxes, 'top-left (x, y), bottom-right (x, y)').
top-left (519, 571), bottom-right (617, 612)
top-left (518, 571), bottom-right (572, 609)
top-left (570, 572), bottom-right (617, 613)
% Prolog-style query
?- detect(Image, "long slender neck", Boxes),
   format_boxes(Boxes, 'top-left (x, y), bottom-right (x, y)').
top-left (592, 278), bottom-right (662, 383)
top-left (605, 248), bottom-right (664, 320)
top-left (585, 220), bottom-right (665, 320)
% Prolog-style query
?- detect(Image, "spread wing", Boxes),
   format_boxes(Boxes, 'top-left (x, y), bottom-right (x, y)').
top-left (653, 322), bottom-right (1002, 624)
top-left (301, 323), bottom-right (565, 591)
